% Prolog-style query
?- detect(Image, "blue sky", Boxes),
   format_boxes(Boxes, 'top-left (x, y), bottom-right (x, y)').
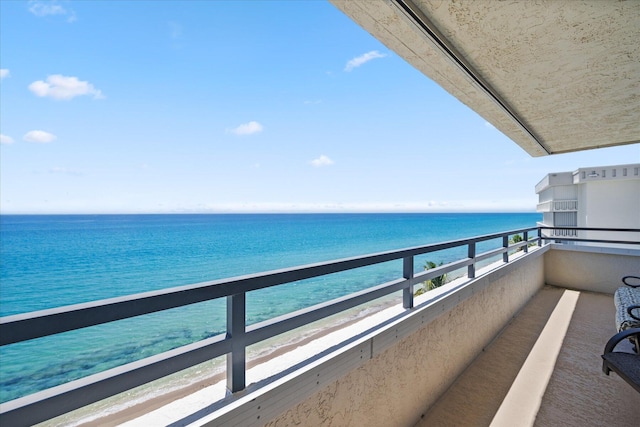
top-left (1, 0), bottom-right (638, 214)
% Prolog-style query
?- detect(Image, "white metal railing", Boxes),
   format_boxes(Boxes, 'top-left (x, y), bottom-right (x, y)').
top-left (547, 228), bottom-right (578, 237)
top-left (536, 200), bottom-right (578, 212)
top-left (553, 200), bottom-right (577, 211)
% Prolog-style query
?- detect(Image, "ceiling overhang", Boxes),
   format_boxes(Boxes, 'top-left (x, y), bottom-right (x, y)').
top-left (330, 0), bottom-right (640, 157)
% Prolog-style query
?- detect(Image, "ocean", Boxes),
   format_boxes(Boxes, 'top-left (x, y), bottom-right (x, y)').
top-left (0, 213), bottom-right (540, 405)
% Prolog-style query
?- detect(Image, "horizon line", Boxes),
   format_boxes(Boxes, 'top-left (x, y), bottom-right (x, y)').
top-left (0, 210), bottom-right (539, 216)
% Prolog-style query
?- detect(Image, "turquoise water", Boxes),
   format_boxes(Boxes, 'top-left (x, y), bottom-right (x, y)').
top-left (0, 213), bottom-right (540, 402)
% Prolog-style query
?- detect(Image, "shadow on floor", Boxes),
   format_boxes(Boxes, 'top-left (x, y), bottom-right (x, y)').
top-left (415, 286), bottom-right (640, 427)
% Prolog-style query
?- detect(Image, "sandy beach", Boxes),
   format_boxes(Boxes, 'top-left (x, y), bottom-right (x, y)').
top-left (43, 295), bottom-right (404, 426)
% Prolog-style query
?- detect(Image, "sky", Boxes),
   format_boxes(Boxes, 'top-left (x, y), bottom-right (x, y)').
top-left (1, 0), bottom-right (638, 214)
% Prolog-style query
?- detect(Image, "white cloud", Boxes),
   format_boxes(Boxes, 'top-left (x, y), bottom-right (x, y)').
top-left (0, 134), bottom-right (15, 144)
top-left (344, 50), bottom-right (387, 72)
top-left (29, 74), bottom-right (104, 100)
top-left (484, 121), bottom-right (496, 129)
top-left (0, 69), bottom-right (9, 80)
top-left (29, 1), bottom-right (76, 22)
top-left (311, 155), bottom-right (335, 167)
top-left (23, 130), bottom-right (57, 143)
top-left (228, 121), bottom-right (264, 136)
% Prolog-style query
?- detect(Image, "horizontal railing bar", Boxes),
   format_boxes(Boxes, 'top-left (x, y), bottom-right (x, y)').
top-left (0, 286), bottom-right (224, 346)
top-left (539, 226), bottom-right (640, 232)
top-left (541, 237), bottom-right (640, 245)
top-left (414, 258), bottom-right (474, 282)
top-left (476, 237), bottom-right (539, 262)
top-left (246, 257), bottom-right (474, 347)
top-left (476, 246), bottom-right (509, 263)
top-left (0, 334), bottom-right (231, 427)
top-left (511, 240), bottom-right (530, 250)
top-left (245, 278), bottom-right (408, 346)
top-left (0, 227), bottom-right (539, 345)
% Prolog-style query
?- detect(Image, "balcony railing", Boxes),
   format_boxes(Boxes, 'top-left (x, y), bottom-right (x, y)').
top-left (536, 199), bottom-right (578, 212)
top-left (538, 223), bottom-right (578, 237)
top-left (538, 226), bottom-right (640, 245)
top-left (1, 226), bottom-right (638, 426)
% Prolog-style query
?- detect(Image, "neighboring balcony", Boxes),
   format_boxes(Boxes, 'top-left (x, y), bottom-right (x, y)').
top-left (1, 228), bottom-right (639, 426)
top-left (537, 221), bottom-right (578, 238)
top-left (536, 199), bottom-right (578, 213)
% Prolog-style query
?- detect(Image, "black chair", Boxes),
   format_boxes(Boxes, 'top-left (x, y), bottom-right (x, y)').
top-left (602, 328), bottom-right (640, 393)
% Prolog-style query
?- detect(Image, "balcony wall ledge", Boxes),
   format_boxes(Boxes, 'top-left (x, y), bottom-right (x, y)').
top-left (179, 249), bottom-right (548, 426)
top-left (118, 244), bottom-right (637, 427)
top-left (544, 244), bottom-right (640, 295)
top-left (548, 242), bottom-right (640, 257)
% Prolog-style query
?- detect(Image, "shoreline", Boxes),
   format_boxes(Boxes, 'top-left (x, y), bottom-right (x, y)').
top-left (51, 296), bottom-right (401, 426)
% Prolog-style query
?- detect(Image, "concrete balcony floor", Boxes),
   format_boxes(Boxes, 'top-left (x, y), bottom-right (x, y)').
top-left (416, 285), bottom-right (640, 426)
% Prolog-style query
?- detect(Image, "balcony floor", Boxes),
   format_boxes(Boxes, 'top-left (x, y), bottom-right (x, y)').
top-left (416, 285), bottom-right (640, 426)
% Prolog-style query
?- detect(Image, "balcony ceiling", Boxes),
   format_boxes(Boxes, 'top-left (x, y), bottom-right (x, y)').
top-left (330, 0), bottom-right (640, 156)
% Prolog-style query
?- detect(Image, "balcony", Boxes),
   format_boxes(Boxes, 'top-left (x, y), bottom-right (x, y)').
top-left (536, 200), bottom-right (578, 213)
top-left (537, 222), bottom-right (578, 238)
top-left (1, 228), bottom-right (639, 426)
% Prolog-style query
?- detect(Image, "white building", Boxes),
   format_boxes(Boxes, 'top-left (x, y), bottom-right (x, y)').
top-left (536, 163), bottom-right (640, 245)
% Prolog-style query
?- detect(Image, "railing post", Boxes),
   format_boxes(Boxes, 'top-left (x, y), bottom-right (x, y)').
top-left (226, 293), bottom-right (246, 393)
top-left (523, 231), bottom-right (529, 253)
top-left (537, 227), bottom-right (543, 246)
top-left (468, 242), bottom-right (476, 279)
top-left (403, 256), bottom-right (414, 309)
top-left (503, 235), bottom-right (509, 263)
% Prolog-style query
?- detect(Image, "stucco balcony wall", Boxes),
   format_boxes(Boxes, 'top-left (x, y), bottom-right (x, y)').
top-left (204, 249), bottom-right (547, 426)
top-left (544, 244), bottom-right (640, 294)
top-left (270, 254), bottom-right (545, 427)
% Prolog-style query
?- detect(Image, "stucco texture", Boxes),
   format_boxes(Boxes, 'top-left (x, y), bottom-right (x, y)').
top-left (265, 255), bottom-right (545, 426)
top-left (544, 247), bottom-right (640, 294)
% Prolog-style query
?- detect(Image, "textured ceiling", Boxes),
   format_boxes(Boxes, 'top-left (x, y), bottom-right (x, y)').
top-left (330, 0), bottom-right (640, 157)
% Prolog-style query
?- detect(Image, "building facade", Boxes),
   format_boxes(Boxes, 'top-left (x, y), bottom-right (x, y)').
top-left (536, 164), bottom-right (640, 245)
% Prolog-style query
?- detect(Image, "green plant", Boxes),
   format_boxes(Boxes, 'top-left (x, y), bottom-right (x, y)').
top-left (414, 260), bottom-right (447, 296)
top-left (511, 234), bottom-right (524, 252)
top-left (510, 234), bottom-right (535, 252)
